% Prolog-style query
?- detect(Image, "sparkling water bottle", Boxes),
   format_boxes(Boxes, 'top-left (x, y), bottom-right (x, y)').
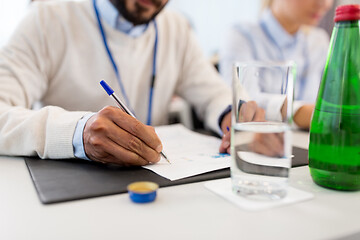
top-left (309, 5), bottom-right (360, 190)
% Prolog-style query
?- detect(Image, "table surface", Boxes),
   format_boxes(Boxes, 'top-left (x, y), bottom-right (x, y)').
top-left (1, 131), bottom-right (360, 240)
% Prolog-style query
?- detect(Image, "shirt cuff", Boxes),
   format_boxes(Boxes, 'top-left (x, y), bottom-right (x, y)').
top-left (72, 113), bottom-right (96, 160)
top-left (218, 105), bottom-right (232, 133)
top-left (217, 100), bottom-right (246, 134)
top-left (265, 95), bottom-right (286, 121)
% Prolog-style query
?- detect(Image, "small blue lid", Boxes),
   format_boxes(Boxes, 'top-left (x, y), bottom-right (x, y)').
top-left (127, 181), bottom-right (159, 203)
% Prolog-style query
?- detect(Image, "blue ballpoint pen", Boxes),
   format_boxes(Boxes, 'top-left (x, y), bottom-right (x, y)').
top-left (100, 80), bottom-right (170, 164)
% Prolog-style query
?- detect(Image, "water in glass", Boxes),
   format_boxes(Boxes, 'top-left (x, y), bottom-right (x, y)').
top-left (231, 121), bottom-right (292, 200)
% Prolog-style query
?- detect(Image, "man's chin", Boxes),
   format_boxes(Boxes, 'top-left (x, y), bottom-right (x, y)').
top-left (125, 12), bottom-right (154, 25)
top-left (111, 0), bottom-right (166, 26)
top-left (130, 17), bottom-right (153, 25)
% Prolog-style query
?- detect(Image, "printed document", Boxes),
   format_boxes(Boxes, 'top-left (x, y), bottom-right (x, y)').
top-left (143, 124), bottom-right (230, 181)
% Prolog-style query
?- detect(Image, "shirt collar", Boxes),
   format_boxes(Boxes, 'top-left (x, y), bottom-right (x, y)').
top-left (260, 9), bottom-right (300, 49)
top-left (96, 0), bottom-right (148, 37)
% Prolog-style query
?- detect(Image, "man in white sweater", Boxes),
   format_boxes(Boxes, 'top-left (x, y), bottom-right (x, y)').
top-left (0, 0), bottom-right (263, 166)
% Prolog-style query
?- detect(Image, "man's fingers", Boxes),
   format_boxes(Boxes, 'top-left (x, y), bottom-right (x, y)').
top-left (263, 133), bottom-right (284, 156)
top-left (239, 101), bottom-right (265, 122)
top-left (251, 133), bottom-right (284, 157)
top-left (219, 132), bottom-right (231, 153)
top-left (87, 137), bottom-right (150, 166)
top-left (253, 107), bottom-right (266, 122)
top-left (250, 140), bottom-right (275, 156)
top-left (240, 102), bottom-right (256, 122)
top-left (83, 106), bottom-right (163, 166)
top-left (106, 125), bottom-right (161, 163)
top-left (103, 107), bottom-right (163, 153)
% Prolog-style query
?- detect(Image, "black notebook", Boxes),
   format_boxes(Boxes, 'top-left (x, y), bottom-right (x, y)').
top-left (25, 147), bottom-right (308, 204)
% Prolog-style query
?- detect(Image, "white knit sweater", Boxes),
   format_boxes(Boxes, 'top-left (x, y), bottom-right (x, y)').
top-left (0, 0), bottom-right (232, 159)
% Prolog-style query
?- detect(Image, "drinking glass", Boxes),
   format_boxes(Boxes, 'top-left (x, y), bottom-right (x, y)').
top-left (231, 61), bottom-right (295, 200)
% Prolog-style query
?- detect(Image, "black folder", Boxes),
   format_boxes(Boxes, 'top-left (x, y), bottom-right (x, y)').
top-left (25, 147), bottom-right (308, 204)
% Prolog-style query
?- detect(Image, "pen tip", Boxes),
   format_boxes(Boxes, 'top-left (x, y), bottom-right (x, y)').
top-left (161, 152), bottom-right (171, 164)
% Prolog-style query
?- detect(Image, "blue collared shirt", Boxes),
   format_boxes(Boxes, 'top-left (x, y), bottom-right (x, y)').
top-left (96, 0), bottom-right (148, 37)
top-left (73, 0), bottom-right (149, 160)
top-left (219, 9), bottom-right (329, 119)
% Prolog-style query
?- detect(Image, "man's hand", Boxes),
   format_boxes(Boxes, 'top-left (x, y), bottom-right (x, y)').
top-left (83, 106), bottom-right (163, 166)
top-left (219, 101), bottom-right (265, 154)
top-left (249, 132), bottom-right (284, 157)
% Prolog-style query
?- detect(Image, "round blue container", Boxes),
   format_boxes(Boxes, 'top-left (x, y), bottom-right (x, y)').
top-left (127, 181), bottom-right (159, 203)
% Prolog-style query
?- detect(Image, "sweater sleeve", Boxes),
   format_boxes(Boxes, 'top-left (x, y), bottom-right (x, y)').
top-left (0, 3), bottom-right (89, 159)
top-left (174, 21), bottom-right (240, 134)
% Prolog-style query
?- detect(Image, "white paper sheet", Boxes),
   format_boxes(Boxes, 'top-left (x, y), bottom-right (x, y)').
top-left (204, 178), bottom-right (314, 211)
top-left (143, 124), bottom-right (230, 181)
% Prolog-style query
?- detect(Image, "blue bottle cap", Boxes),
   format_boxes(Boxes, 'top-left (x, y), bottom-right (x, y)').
top-left (127, 181), bottom-right (159, 203)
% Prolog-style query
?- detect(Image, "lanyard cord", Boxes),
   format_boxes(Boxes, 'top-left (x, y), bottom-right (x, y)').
top-left (148, 20), bottom-right (158, 125)
top-left (93, 0), bottom-right (158, 125)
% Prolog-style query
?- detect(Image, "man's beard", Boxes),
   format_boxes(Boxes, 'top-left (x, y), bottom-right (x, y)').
top-left (111, 0), bottom-right (166, 25)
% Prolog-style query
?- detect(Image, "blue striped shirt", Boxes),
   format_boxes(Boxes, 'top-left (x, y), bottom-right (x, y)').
top-left (219, 9), bottom-right (329, 118)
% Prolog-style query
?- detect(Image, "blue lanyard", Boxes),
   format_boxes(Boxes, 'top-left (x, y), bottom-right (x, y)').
top-left (93, 0), bottom-right (158, 125)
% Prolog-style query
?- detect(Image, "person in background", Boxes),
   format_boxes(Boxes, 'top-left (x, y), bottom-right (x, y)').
top-left (219, 0), bottom-right (334, 129)
top-left (0, 0), bottom-right (263, 165)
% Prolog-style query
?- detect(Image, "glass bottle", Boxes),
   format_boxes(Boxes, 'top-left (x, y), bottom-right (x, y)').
top-left (309, 5), bottom-right (360, 190)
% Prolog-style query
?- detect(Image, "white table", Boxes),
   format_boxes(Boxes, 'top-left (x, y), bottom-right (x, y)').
top-left (1, 131), bottom-right (360, 240)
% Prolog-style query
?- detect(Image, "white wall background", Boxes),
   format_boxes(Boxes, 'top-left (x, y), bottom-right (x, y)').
top-left (168, 0), bottom-right (261, 57)
top-left (0, 0), bottom-right (29, 47)
top-left (0, 0), bottom-right (261, 56)
top-left (1, 0), bottom-right (360, 55)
